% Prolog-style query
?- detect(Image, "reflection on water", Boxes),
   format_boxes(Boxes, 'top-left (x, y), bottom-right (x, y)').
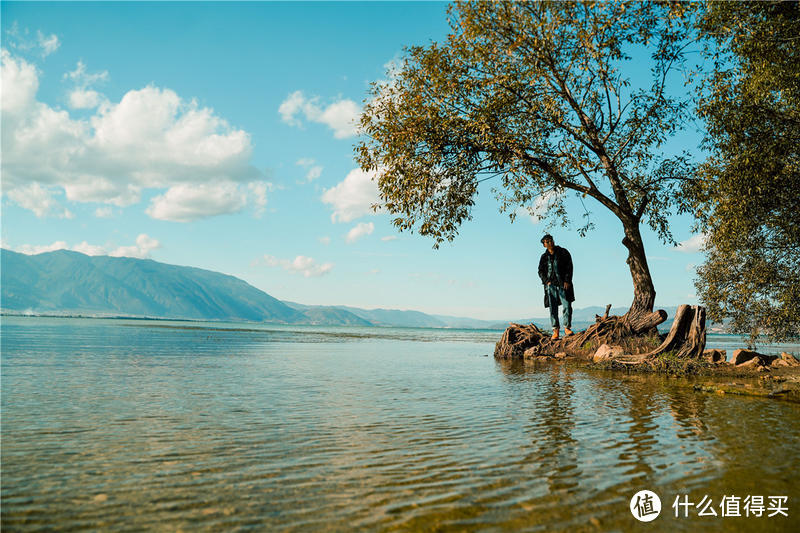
top-left (2, 317), bottom-right (799, 531)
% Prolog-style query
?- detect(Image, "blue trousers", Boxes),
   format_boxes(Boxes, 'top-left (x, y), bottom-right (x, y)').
top-left (546, 284), bottom-right (572, 329)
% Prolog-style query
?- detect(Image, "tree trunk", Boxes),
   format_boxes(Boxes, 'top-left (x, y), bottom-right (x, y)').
top-left (644, 304), bottom-right (706, 360)
top-left (622, 221), bottom-right (656, 318)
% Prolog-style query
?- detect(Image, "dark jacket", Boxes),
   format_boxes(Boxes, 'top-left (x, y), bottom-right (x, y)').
top-left (538, 246), bottom-right (575, 307)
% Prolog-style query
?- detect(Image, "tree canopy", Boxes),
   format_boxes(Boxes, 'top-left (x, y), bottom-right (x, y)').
top-left (691, 1), bottom-right (800, 341)
top-left (357, 1), bottom-right (695, 316)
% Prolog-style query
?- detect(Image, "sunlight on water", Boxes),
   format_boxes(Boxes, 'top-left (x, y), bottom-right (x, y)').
top-left (2, 317), bottom-right (799, 531)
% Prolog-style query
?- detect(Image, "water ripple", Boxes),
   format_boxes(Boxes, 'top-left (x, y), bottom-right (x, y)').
top-left (3, 317), bottom-right (800, 531)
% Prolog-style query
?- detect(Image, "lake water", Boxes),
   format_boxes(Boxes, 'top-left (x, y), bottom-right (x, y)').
top-left (2, 316), bottom-right (798, 532)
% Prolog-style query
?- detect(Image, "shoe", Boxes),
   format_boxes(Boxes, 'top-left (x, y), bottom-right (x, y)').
top-left (564, 328), bottom-right (574, 336)
top-left (551, 329), bottom-right (560, 340)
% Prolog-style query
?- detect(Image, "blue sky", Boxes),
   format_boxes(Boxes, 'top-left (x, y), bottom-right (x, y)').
top-left (1, 1), bottom-right (707, 320)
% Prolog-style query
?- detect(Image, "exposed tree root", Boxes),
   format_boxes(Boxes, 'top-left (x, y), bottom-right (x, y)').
top-left (494, 305), bottom-right (707, 372)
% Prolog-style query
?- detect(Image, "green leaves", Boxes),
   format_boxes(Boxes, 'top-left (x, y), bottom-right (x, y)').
top-left (692, 1), bottom-right (800, 342)
top-left (356, 0), bottom-right (696, 249)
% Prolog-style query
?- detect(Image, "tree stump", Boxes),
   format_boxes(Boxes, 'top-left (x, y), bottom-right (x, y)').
top-left (616, 305), bottom-right (707, 364)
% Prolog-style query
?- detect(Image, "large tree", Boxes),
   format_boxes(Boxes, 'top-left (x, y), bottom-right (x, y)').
top-left (692, 1), bottom-right (800, 341)
top-left (357, 1), bottom-right (695, 319)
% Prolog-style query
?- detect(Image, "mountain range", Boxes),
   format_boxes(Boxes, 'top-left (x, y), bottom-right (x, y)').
top-left (1, 248), bottom-right (674, 329)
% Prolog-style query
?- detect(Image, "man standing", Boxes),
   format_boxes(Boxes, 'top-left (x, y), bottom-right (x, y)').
top-left (538, 234), bottom-right (575, 340)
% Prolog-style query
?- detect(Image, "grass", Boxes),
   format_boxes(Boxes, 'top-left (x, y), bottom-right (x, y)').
top-left (647, 350), bottom-right (713, 374)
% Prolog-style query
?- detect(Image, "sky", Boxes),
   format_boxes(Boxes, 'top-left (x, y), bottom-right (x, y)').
top-left (1, 1), bottom-right (709, 321)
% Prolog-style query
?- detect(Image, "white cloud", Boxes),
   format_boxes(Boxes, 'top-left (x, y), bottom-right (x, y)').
top-left (64, 60), bottom-right (108, 86)
top-left (381, 235), bottom-right (398, 242)
top-left (37, 31), bottom-right (60, 56)
top-left (321, 167), bottom-right (380, 223)
top-left (95, 206), bottom-right (113, 218)
top-left (3, 26), bottom-right (60, 58)
top-left (306, 167), bottom-right (323, 182)
top-left (1, 49), bottom-right (38, 112)
top-left (317, 99), bottom-right (361, 139)
top-left (382, 57), bottom-right (404, 85)
top-left (277, 91), bottom-right (306, 127)
top-left (12, 234), bottom-right (160, 259)
top-left (367, 57), bottom-right (405, 108)
top-left (4, 182), bottom-right (73, 219)
top-left (296, 158), bottom-right (323, 183)
top-left (146, 181), bottom-right (269, 222)
top-left (1, 50), bottom-right (264, 220)
top-left (346, 222), bottom-right (374, 244)
top-left (109, 234), bottom-right (161, 259)
top-left (72, 241), bottom-right (108, 256)
top-left (319, 236), bottom-right (331, 245)
top-left (675, 234), bottom-right (707, 253)
top-left (15, 241), bottom-right (70, 255)
top-left (248, 181), bottom-right (271, 217)
top-left (517, 190), bottom-right (559, 224)
top-left (261, 254), bottom-right (333, 278)
top-left (68, 88), bottom-right (103, 109)
top-left (279, 90), bottom-right (360, 139)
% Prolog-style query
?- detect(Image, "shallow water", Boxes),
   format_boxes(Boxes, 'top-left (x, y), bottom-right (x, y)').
top-left (2, 317), bottom-right (798, 531)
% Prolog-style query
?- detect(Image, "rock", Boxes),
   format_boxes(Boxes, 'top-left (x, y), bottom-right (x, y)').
top-left (523, 347), bottom-right (540, 358)
top-left (730, 349), bottom-right (761, 366)
top-left (593, 344), bottom-right (624, 362)
top-left (703, 349), bottom-right (726, 364)
top-left (555, 352), bottom-right (567, 359)
top-left (736, 357), bottom-right (770, 371)
top-left (779, 352), bottom-right (800, 366)
top-left (736, 357), bottom-right (760, 368)
top-left (760, 354), bottom-right (779, 366)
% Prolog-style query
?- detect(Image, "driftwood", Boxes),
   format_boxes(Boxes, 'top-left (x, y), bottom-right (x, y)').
top-left (494, 305), bottom-right (706, 370)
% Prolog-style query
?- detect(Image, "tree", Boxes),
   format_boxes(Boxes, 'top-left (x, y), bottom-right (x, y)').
top-left (356, 1), bottom-right (695, 319)
top-left (692, 1), bottom-right (800, 341)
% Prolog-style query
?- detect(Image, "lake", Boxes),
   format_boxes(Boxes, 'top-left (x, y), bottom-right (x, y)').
top-left (2, 316), bottom-right (798, 531)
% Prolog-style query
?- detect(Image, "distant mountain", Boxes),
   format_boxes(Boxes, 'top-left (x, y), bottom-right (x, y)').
top-left (0, 249), bottom-right (362, 325)
top-left (430, 314), bottom-right (500, 329)
top-left (280, 302), bottom-right (373, 326)
top-left (283, 302), bottom-right (451, 328)
top-left (0, 248), bottom-right (683, 330)
top-left (338, 306), bottom-right (449, 328)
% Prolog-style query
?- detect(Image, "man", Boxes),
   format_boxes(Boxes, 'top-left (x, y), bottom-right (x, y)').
top-left (537, 234), bottom-right (575, 340)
